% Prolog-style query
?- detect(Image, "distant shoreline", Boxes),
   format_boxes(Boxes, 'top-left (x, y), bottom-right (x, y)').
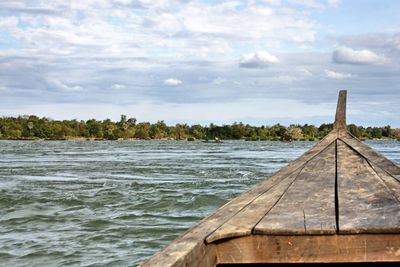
top-left (1, 137), bottom-right (398, 141)
top-left (1, 115), bottom-right (399, 141)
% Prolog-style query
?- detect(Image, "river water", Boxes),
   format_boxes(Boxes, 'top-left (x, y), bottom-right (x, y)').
top-left (0, 140), bottom-right (399, 266)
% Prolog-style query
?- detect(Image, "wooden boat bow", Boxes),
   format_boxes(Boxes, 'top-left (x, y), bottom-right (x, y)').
top-left (141, 90), bottom-right (400, 266)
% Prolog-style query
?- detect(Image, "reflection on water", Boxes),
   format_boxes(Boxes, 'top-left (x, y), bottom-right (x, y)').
top-left (0, 140), bottom-right (398, 266)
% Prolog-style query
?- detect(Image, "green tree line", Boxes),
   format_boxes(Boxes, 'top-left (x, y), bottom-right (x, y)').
top-left (0, 115), bottom-right (399, 141)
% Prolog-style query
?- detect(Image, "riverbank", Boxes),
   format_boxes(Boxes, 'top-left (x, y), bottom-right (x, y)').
top-left (1, 116), bottom-right (399, 142)
top-left (1, 137), bottom-right (399, 141)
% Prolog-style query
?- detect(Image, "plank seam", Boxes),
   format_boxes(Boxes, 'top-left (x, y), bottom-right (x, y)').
top-left (339, 137), bottom-right (400, 183)
top-left (336, 140), bottom-right (400, 234)
top-left (251, 158), bottom-right (311, 234)
top-left (338, 139), bottom-right (400, 201)
top-left (340, 133), bottom-right (400, 179)
top-left (205, 171), bottom-right (299, 243)
top-left (365, 160), bottom-right (400, 204)
top-left (335, 139), bottom-right (339, 234)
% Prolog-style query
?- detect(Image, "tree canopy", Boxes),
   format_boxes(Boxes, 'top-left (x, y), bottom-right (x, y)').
top-left (0, 115), bottom-right (399, 141)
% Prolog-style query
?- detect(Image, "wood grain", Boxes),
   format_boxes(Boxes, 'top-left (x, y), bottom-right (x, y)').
top-left (333, 90), bottom-right (347, 130)
top-left (337, 140), bottom-right (400, 234)
top-left (369, 161), bottom-right (400, 201)
top-left (216, 234), bottom-right (400, 263)
top-left (254, 143), bottom-right (336, 235)
top-left (340, 132), bottom-right (400, 177)
top-left (196, 244), bottom-right (217, 267)
top-left (206, 168), bottom-right (302, 243)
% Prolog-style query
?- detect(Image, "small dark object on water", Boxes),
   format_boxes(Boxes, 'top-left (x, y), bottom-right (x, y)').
top-left (202, 137), bottom-right (223, 143)
top-left (214, 137), bottom-right (223, 143)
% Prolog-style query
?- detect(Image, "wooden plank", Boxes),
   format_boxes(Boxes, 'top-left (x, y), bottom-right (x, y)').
top-left (141, 131), bottom-right (338, 266)
top-left (333, 90), bottom-right (347, 130)
top-left (196, 244), bottom-right (217, 267)
top-left (254, 143), bottom-right (336, 235)
top-left (206, 168), bottom-right (302, 243)
top-left (340, 132), bottom-right (400, 177)
top-left (368, 162), bottom-right (400, 201)
top-left (281, 129), bottom-right (337, 173)
top-left (337, 140), bottom-right (400, 234)
top-left (215, 234), bottom-right (400, 263)
top-left (140, 240), bottom-right (208, 267)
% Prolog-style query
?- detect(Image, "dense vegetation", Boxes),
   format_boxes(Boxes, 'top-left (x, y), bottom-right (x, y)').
top-left (0, 115), bottom-right (399, 141)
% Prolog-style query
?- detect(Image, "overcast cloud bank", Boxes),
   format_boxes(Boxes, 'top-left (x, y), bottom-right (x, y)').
top-left (0, 0), bottom-right (399, 126)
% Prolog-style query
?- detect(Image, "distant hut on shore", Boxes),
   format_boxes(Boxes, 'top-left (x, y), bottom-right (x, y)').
top-left (141, 90), bottom-right (400, 266)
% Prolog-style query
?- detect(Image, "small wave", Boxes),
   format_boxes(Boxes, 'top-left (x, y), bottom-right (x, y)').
top-left (21, 250), bottom-right (65, 259)
top-left (82, 219), bottom-right (117, 229)
top-left (87, 233), bottom-right (121, 242)
top-left (16, 175), bottom-right (79, 182)
top-left (0, 252), bottom-right (15, 258)
top-left (185, 194), bottom-right (227, 209)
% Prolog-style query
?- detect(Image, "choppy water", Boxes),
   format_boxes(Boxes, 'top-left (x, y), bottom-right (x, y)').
top-left (0, 140), bottom-right (399, 266)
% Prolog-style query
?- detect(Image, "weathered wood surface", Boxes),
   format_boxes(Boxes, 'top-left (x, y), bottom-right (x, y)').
top-left (254, 143), bottom-right (336, 235)
top-left (216, 234), bottom-right (400, 263)
top-left (139, 238), bottom-right (210, 267)
top-left (196, 244), bottom-right (217, 267)
top-left (282, 129), bottom-right (337, 173)
top-left (341, 132), bottom-right (400, 177)
top-left (370, 161), bottom-right (400, 201)
top-left (337, 140), bottom-right (400, 234)
top-left (333, 90), bottom-right (347, 130)
top-left (206, 168), bottom-right (302, 243)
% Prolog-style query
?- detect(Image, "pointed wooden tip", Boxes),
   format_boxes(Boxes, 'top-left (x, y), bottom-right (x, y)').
top-left (334, 90), bottom-right (347, 130)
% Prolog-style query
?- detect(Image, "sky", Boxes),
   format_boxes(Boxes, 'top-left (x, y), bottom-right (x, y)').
top-left (0, 0), bottom-right (399, 127)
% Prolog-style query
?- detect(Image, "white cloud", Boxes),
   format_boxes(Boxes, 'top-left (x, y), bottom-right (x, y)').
top-left (46, 78), bottom-right (83, 92)
top-left (110, 84), bottom-right (126, 90)
top-left (0, 16), bottom-right (18, 28)
top-left (113, 0), bottom-right (132, 4)
top-left (325, 69), bottom-right (353, 79)
top-left (0, 0), bottom-right (321, 60)
top-left (332, 47), bottom-right (386, 65)
top-left (181, 3), bottom-right (317, 48)
top-left (298, 68), bottom-right (313, 76)
top-left (338, 33), bottom-right (400, 55)
top-left (163, 78), bottom-right (182, 86)
top-left (212, 77), bottom-right (227, 85)
top-left (239, 51), bottom-right (279, 68)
